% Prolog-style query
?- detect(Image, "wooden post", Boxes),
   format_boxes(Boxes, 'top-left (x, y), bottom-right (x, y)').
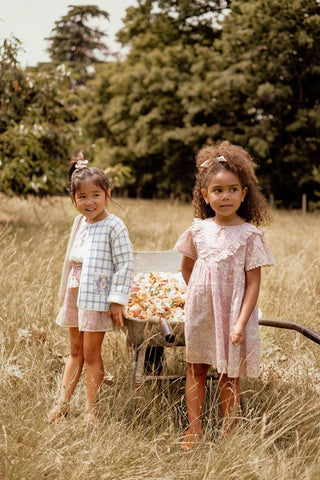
top-left (302, 194), bottom-right (307, 214)
top-left (270, 193), bottom-right (275, 209)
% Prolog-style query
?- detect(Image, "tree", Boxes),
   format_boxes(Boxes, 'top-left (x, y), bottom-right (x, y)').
top-left (0, 37), bottom-right (26, 134)
top-left (81, 0), bottom-right (319, 204)
top-left (81, 0), bottom-right (225, 198)
top-left (0, 38), bottom-right (80, 196)
top-left (210, 0), bottom-right (320, 206)
top-left (81, 44), bottom-right (221, 198)
top-left (117, 0), bottom-right (229, 51)
top-left (46, 4), bottom-right (110, 83)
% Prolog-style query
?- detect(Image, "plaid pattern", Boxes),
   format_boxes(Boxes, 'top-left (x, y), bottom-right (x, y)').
top-left (59, 214), bottom-right (134, 311)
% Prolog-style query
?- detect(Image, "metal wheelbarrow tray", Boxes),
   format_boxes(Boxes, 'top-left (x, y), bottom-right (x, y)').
top-left (124, 316), bottom-right (185, 348)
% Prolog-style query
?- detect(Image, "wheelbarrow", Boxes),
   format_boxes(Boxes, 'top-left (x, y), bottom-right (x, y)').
top-left (124, 251), bottom-right (187, 390)
top-left (124, 251), bottom-right (320, 391)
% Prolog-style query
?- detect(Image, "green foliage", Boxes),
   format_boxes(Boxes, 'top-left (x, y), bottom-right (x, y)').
top-left (46, 4), bottom-right (110, 64)
top-left (45, 4), bottom-right (110, 85)
top-left (1, 0), bottom-right (319, 205)
top-left (104, 164), bottom-right (135, 190)
top-left (117, 0), bottom-right (227, 50)
top-left (0, 37), bottom-right (26, 131)
top-left (102, 0), bottom-right (318, 205)
top-left (88, 137), bottom-right (135, 190)
top-left (211, 0), bottom-right (320, 206)
top-left (81, 45), bottom-right (218, 198)
top-left (81, 0), bottom-right (226, 198)
top-left (0, 39), bottom-right (80, 196)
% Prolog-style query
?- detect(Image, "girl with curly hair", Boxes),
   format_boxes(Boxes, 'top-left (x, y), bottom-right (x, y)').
top-left (175, 141), bottom-right (275, 450)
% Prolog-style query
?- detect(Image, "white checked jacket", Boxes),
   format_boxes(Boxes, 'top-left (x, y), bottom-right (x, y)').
top-left (58, 214), bottom-right (134, 311)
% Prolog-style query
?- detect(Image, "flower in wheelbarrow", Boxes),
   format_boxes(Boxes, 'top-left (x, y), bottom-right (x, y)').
top-left (128, 272), bottom-right (186, 322)
top-left (170, 296), bottom-right (185, 308)
top-left (128, 304), bottom-right (142, 317)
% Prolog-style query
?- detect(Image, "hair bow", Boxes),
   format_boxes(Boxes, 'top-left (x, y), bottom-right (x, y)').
top-left (200, 160), bottom-right (210, 168)
top-left (200, 155), bottom-right (227, 168)
top-left (75, 159), bottom-right (89, 170)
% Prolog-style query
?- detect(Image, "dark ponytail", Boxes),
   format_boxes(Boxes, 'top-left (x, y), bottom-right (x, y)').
top-left (69, 151), bottom-right (87, 181)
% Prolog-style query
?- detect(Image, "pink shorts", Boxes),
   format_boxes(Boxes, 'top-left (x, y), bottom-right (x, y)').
top-left (56, 264), bottom-right (116, 332)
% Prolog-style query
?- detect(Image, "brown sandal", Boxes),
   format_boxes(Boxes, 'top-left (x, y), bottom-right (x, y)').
top-left (179, 429), bottom-right (202, 452)
top-left (84, 413), bottom-right (98, 425)
top-left (46, 402), bottom-right (68, 424)
top-left (82, 408), bottom-right (100, 426)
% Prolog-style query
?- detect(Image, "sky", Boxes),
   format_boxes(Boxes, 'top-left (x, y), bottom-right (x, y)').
top-left (0, 0), bottom-right (137, 66)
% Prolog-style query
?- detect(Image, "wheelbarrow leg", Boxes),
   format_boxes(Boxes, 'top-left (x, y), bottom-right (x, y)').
top-left (131, 343), bottom-right (148, 394)
top-left (144, 346), bottom-right (164, 375)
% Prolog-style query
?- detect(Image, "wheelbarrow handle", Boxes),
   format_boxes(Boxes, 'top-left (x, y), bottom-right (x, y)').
top-left (160, 318), bottom-right (175, 343)
top-left (259, 318), bottom-right (320, 345)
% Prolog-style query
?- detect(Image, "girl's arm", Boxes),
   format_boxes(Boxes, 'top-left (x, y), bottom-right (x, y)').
top-left (181, 255), bottom-right (195, 285)
top-left (230, 267), bottom-right (261, 346)
top-left (108, 223), bottom-right (134, 327)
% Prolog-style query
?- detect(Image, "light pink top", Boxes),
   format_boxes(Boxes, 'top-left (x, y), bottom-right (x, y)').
top-left (174, 218), bottom-right (275, 378)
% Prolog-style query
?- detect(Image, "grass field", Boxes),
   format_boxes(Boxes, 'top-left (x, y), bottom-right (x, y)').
top-left (0, 194), bottom-right (319, 480)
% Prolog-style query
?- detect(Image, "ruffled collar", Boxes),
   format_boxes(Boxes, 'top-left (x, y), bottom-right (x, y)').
top-left (191, 218), bottom-right (262, 262)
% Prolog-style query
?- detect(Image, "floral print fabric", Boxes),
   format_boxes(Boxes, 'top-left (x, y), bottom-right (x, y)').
top-left (174, 218), bottom-right (275, 378)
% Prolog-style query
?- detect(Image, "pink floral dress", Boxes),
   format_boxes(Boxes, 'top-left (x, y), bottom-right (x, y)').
top-left (174, 218), bottom-right (275, 378)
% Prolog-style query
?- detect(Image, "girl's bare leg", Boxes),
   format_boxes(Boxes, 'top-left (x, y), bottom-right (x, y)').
top-left (60, 327), bottom-right (84, 402)
top-left (185, 363), bottom-right (210, 434)
top-left (83, 331), bottom-right (105, 418)
top-left (219, 374), bottom-right (240, 433)
top-left (46, 327), bottom-right (84, 422)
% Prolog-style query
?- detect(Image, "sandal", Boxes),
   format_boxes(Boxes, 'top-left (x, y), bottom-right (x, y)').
top-left (179, 429), bottom-right (202, 452)
top-left (46, 402), bottom-right (68, 424)
top-left (83, 410), bottom-right (100, 426)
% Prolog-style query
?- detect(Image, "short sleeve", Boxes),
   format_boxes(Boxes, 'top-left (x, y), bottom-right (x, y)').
top-left (245, 233), bottom-right (276, 271)
top-left (174, 227), bottom-right (197, 260)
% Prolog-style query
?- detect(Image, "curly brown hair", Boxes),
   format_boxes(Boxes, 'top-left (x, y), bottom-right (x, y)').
top-left (193, 141), bottom-right (272, 226)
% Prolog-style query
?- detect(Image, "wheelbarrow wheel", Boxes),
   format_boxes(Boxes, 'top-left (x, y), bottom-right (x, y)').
top-left (144, 346), bottom-right (164, 375)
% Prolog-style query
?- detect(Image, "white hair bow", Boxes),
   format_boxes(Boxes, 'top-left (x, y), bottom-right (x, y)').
top-left (200, 156), bottom-right (227, 168)
top-left (75, 159), bottom-right (89, 170)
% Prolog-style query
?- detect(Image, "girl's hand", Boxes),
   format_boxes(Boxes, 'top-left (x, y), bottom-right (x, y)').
top-left (109, 303), bottom-right (126, 328)
top-left (230, 268), bottom-right (261, 346)
top-left (230, 324), bottom-right (245, 346)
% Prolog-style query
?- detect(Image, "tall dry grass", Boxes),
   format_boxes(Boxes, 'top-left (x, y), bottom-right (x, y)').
top-left (0, 194), bottom-right (319, 480)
